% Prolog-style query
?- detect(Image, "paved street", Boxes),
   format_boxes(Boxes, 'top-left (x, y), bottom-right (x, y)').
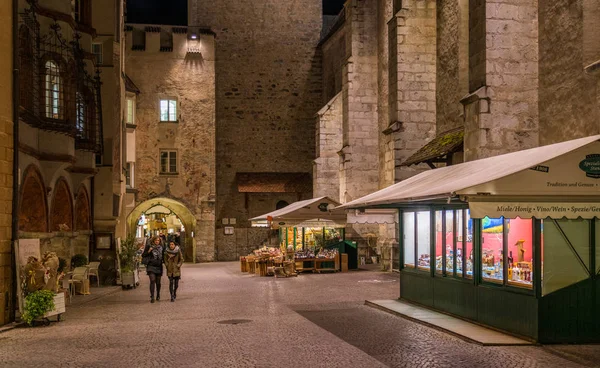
top-left (0, 263), bottom-right (599, 368)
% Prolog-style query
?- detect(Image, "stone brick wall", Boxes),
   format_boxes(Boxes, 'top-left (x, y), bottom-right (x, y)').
top-left (469, 0), bottom-right (486, 92)
top-left (539, 0), bottom-right (599, 145)
top-left (125, 27), bottom-right (217, 262)
top-left (0, 1), bottom-right (13, 325)
top-left (322, 19), bottom-right (346, 104)
top-left (340, 0), bottom-right (380, 203)
top-left (378, 0), bottom-right (393, 188)
top-left (188, 0), bottom-right (322, 260)
top-left (464, 0), bottom-right (539, 161)
top-left (314, 93), bottom-right (342, 201)
top-left (436, 0), bottom-right (467, 133)
top-left (388, 0), bottom-right (437, 180)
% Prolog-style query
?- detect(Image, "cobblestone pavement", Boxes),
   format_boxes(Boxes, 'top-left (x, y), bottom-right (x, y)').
top-left (0, 263), bottom-right (598, 368)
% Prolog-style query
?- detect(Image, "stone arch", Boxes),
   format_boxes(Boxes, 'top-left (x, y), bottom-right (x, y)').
top-left (50, 177), bottom-right (73, 232)
top-left (127, 197), bottom-right (197, 262)
top-left (74, 185), bottom-right (91, 231)
top-left (19, 165), bottom-right (48, 233)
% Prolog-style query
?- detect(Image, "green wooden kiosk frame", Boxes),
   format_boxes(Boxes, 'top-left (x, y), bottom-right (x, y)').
top-left (339, 135), bottom-right (600, 343)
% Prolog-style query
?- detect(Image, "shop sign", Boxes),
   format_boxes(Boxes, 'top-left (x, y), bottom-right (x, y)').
top-left (579, 154), bottom-right (600, 178)
top-left (470, 202), bottom-right (600, 219)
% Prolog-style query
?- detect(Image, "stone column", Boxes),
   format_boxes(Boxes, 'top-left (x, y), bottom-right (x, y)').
top-left (388, 0), bottom-right (437, 181)
top-left (462, 0), bottom-right (539, 161)
top-left (314, 93), bottom-right (342, 201)
top-left (340, 0), bottom-right (379, 203)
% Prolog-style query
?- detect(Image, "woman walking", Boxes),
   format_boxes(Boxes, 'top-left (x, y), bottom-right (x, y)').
top-left (142, 236), bottom-right (164, 303)
top-left (164, 241), bottom-right (183, 302)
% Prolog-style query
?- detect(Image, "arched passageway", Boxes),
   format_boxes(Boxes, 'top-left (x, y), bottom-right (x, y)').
top-left (127, 198), bottom-right (197, 262)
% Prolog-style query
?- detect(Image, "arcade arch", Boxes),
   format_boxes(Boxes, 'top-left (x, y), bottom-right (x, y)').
top-left (127, 198), bottom-right (197, 262)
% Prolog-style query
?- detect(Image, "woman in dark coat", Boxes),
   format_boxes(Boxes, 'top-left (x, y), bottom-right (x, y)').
top-left (142, 236), bottom-right (164, 303)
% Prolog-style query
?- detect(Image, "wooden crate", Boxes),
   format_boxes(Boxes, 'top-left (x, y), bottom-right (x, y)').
top-left (341, 253), bottom-right (348, 272)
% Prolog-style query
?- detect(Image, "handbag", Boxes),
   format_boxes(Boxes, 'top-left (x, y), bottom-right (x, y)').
top-left (142, 254), bottom-right (151, 266)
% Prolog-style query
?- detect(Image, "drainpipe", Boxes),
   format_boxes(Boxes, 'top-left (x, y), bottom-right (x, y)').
top-left (90, 176), bottom-right (94, 261)
top-left (10, 0), bottom-right (20, 322)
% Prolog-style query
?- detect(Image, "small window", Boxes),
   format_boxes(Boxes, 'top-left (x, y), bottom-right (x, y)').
top-left (126, 98), bottom-right (135, 124)
top-left (160, 99), bottom-right (177, 122)
top-left (74, 0), bottom-right (82, 23)
top-left (95, 153), bottom-right (102, 166)
top-left (92, 43), bottom-right (103, 65)
top-left (125, 162), bottom-right (134, 188)
top-left (45, 60), bottom-right (62, 119)
top-left (160, 150), bottom-right (177, 174)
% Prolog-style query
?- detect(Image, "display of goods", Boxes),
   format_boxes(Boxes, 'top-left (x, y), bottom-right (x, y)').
top-left (295, 249), bottom-right (315, 259)
top-left (418, 254), bottom-right (430, 267)
top-left (316, 249), bottom-right (338, 259)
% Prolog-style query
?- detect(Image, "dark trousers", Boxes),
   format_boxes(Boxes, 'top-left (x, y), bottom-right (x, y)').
top-left (148, 273), bottom-right (162, 298)
top-left (169, 276), bottom-right (180, 297)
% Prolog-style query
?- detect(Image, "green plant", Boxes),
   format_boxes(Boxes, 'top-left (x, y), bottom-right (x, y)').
top-left (119, 236), bottom-right (137, 273)
top-left (22, 290), bottom-right (55, 326)
top-left (71, 254), bottom-right (88, 268)
top-left (57, 258), bottom-right (67, 273)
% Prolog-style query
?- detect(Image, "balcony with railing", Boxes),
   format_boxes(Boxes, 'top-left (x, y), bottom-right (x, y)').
top-left (18, 1), bottom-right (103, 154)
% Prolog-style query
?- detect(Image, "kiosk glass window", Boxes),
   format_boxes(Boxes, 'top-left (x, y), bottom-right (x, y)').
top-left (506, 218), bottom-right (533, 289)
top-left (456, 210), bottom-right (464, 277)
top-left (465, 210), bottom-right (473, 278)
top-left (434, 211), bottom-right (443, 273)
top-left (445, 211), bottom-right (455, 275)
top-left (304, 228), bottom-right (322, 249)
top-left (286, 227), bottom-right (294, 248)
top-left (403, 212), bottom-right (415, 268)
top-left (481, 217), bottom-right (504, 283)
top-left (417, 211), bottom-right (431, 271)
top-left (542, 219), bottom-right (590, 295)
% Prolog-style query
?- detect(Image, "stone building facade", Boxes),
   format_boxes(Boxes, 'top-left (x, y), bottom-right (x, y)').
top-left (188, 0), bottom-right (323, 261)
top-left (90, 0), bottom-right (128, 278)
top-left (123, 25), bottom-right (217, 262)
top-left (313, 0), bottom-right (600, 269)
top-left (16, 0), bottom-right (103, 272)
top-left (0, 0), bottom-right (15, 326)
top-left (122, 0), bottom-right (323, 261)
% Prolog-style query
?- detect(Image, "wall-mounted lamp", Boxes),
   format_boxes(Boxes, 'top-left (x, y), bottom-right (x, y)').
top-left (190, 33), bottom-right (197, 40)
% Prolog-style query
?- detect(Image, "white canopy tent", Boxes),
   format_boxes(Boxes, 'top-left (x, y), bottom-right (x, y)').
top-left (338, 135), bottom-right (600, 219)
top-left (251, 197), bottom-right (347, 229)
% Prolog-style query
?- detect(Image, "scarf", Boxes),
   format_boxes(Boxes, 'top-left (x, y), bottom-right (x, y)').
top-left (151, 245), bottom-right (163, 260)
top-left (166, 245), bottom-right (180, 260)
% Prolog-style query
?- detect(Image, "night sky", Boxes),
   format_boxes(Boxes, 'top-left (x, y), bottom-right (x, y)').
top-left (126, 0), bottom-right (346, 25)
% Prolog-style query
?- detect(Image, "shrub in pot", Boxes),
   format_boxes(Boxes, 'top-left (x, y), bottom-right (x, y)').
top-left (22, 290), bottom-right (55, 326)
top-left (71, 254), bottom-right (88, 269)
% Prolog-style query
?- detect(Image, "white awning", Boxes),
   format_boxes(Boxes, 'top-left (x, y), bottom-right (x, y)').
top-left (337, 135), bottom-right (600, 219)
top-left (251, 197), bottom-right (346, 228)
top-left (346, 209), bottom-right (398, 224)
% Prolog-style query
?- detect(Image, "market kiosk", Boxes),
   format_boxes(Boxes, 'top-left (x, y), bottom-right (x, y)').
top-left (249, 197), bottom-right (352, 273)
top-left (338, 135), bottom-right (600, 343)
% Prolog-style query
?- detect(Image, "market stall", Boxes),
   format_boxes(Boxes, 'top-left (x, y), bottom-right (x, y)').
top-left (338, 135), bottom-right (600, 343)
top-left (248, 197), bottom-right (353, 273)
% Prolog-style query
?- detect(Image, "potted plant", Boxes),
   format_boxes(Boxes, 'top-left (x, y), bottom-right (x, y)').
top-left (118, 236), bottom-right (139, 289)
top-left (22, 290), bottom-right (59, 326)
top-left (70, 254), bottom-right (88, 269)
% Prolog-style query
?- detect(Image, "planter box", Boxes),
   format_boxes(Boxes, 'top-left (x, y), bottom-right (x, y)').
top-left (121, 270), bottom-right (140, 289)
